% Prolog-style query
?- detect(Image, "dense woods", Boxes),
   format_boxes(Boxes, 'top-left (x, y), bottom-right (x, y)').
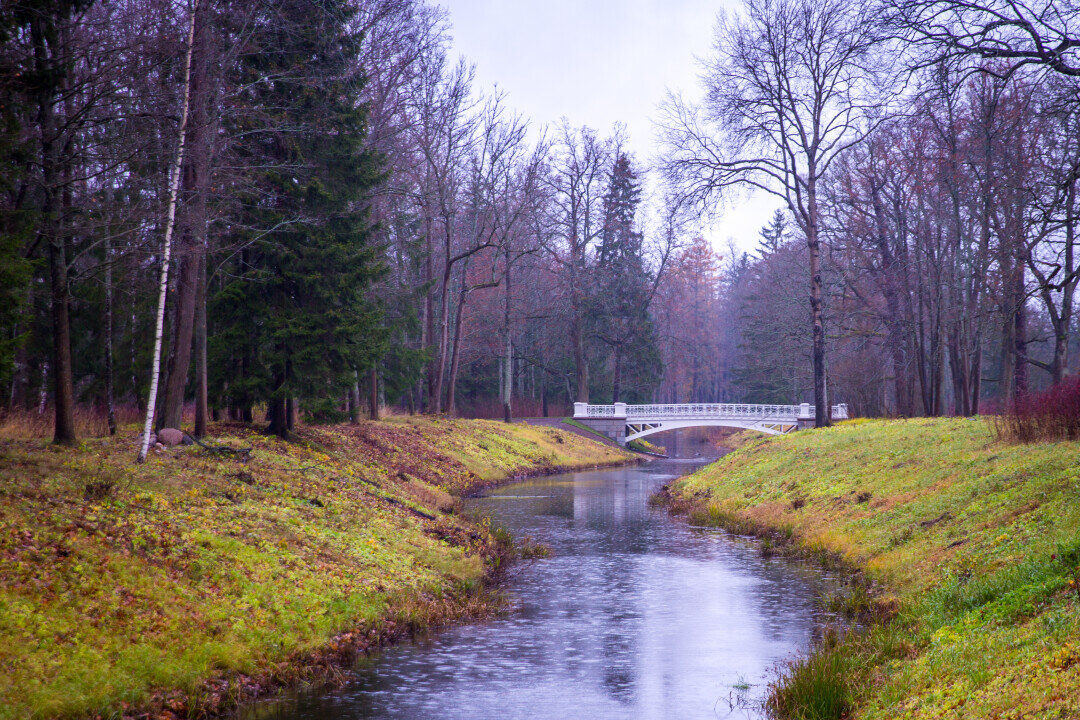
top-left (1, 0), bottom-right (1078, 444)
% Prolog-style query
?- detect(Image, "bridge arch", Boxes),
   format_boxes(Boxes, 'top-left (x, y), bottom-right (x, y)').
top-left (624, 419), bottom-right (795, 443)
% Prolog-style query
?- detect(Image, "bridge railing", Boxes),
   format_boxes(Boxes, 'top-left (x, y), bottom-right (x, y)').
top-left (573, 402), bottom-right (849, 421)
top-left (628, 403), bottom-right (800, 419)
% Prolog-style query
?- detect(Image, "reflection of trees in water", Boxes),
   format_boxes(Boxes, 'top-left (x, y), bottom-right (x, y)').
top-left (742, 559), bottom-right (825, 645)
top-left (266, 461), bottom-right (821, 720)
top-left (597, 569), bottom-right (641, 704)
top-left (588, 471), bottom-right (646, 704)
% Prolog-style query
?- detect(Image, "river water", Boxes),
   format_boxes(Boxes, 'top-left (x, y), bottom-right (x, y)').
top-left (264, 441), bottom-right (825, 720)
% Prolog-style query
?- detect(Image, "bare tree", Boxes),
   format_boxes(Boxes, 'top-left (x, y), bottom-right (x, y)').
top-left (1023, 83), bottom-right (1080, 383)
top-left (885, 0), bottom-right (1080, 78)
top-left (406, 53), bottom-right (478, 412)
top-left (659, 0), bottom-right (895, 426)
top-left (459, 98), bottom-right (548, 421)
top-left (546, 122), bottom-right (613, 403)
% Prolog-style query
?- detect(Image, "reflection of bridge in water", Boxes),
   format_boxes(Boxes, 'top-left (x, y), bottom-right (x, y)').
top-left (573, 402), bottom-right (850, 445)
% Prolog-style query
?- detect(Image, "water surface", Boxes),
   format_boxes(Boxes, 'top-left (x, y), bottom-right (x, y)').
top-left (266, 442), bottom-right (824, 719)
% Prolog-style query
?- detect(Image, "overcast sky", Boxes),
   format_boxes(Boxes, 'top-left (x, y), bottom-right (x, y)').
top-left (438, 0), bottom-right (781, 255)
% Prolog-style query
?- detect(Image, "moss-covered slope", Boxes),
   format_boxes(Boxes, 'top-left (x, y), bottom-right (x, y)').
top-left (0, 418), bottom-right (631, 720)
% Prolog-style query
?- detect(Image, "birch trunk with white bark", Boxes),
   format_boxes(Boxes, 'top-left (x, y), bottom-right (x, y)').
top-left (137, 0), bottom-right (200, 463)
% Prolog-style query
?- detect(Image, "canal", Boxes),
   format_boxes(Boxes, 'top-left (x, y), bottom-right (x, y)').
top-left (263, 439), bottom-right (826, 719)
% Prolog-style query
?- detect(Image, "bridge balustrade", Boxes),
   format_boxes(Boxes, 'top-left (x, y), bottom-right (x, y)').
top-left (627, 403), bottom-right (800, 419)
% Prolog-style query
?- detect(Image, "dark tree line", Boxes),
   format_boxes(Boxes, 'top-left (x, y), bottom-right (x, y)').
top-left (0, 0), bottom-right (675, 444)
top-left (7, 0), bottom-right (1074, 443)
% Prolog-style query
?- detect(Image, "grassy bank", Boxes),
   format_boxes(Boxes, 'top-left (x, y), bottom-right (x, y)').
top-left (666, 417), bottom-right (1080, 719)
top-left (0, 417), bottom-right (631, 720)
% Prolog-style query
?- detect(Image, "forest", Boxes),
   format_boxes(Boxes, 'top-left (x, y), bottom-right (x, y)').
top-left (1, 0), bottom-right (1077, 444)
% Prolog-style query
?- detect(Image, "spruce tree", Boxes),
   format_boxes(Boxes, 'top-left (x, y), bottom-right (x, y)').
top-left (212, 0), bottom-right (385, 438)
top-left (757, 209), bottom-right (789, 258)
top-left (589, 153), bottom-right (661, 402)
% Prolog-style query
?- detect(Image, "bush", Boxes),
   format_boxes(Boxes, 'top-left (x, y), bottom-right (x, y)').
top-left (993, 376), bottom-right (1080, 444)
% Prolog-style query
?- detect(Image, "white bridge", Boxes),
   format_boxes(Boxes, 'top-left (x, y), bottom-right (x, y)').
top-left (572, 402), bottom-right (849, 445)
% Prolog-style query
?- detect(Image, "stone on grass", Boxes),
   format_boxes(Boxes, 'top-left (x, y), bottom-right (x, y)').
top-left (157, 428), bottom-right (185, 447)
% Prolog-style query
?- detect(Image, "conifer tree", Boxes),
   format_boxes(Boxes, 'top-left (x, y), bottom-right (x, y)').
top-left (590, 153), bottom-right (661, 402)
top-left (757, 209), bottom-right (789, 258)
top-left (212, 0), bottom-right (385, 438)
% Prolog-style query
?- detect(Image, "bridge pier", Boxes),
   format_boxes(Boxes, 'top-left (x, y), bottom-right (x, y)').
top-left (573, 402), bottom-right (627, 444)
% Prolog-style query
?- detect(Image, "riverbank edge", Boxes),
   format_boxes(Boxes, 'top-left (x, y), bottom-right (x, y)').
top-left (146, 463), bottom-right (636, 720)
top-left (0, 418), bottom-right (637, 720)
top-left (458, 453), bottom-right (646, 497)
top-left (651, 480), bottom-right (900, 720)
top-left (654, 418), bottom-right (1080, 720)
top-left (144, 564), bottom-right (511, 720)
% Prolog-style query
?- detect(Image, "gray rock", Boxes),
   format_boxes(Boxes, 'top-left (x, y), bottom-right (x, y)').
top-left (157, 428), bottom-right (185, 447)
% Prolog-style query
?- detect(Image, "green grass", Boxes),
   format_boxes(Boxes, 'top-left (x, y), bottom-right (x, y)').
top-left (768, 636), bottom-right (853, 720)
top-left (670, 418), bottom-right (1080, 719)
top-left (0, 418), bottom-right (631, 720)
top-left (627, 437), bottom-right (666, 454)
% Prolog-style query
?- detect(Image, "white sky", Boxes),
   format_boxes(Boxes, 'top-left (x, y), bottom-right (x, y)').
top-left (438, 0), bottom-right (781, 256)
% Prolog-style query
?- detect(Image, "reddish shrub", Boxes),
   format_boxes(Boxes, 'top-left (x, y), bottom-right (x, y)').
top-left (993, 376), bottom-right (1080, 443)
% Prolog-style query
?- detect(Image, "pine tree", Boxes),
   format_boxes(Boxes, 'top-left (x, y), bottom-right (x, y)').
top-left (0, 32), bottom-right (32, 391)
top-left (598, 154), bottom-right (642, 266)
top-left (0, 124), bottom-right (32, 389)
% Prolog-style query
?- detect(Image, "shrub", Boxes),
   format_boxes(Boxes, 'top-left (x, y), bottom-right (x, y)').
top-left (993, 376), bottom-right (1080, 444)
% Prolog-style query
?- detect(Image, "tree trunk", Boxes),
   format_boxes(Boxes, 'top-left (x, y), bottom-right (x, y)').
top-left (805, 183), bottom-right (829, 428)
top-left (446, 272), bottom-right (468, 416)
top-left (193, 252), bottom-right (208, 437)
top-left (431, 253), bottom-right (453, 413)
top-left (268, 392), bottom-right (288, 440)
top-left (368, 366), bottom-right (379, 421)
top-left (970, 339), bottom-right (983, 415)
top-left (1052, 175), bottom-right (1076, 383)
top-left (612, 348), bottom-right (622, 403)
top-left (1014, 291), bottom-right (1028, 398)
top-left (104, 236), bottom-right (117, 435)
top-left (1001, 295), bottom-right (1017, 405)
top-left (287, 396), bottom-right (298, 432)
top-left (503, 336), bottom-right (513, 424)
top-left (159, 5), bottom-right (211, 431)
top-left (422, 216), bottom-right (435, 411)
top-left (571, 314), bottom-right (588, 403)
top-left (31, 16), bottom-right (76, 446)
top-left (503, 251), bottom-right (513, 423)
top-left (349, 370), bottom-right (361, 424)
top-left (138, 0), bottom-right (199, 462)
top-left (48, 238), bottom-right (75, 444)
